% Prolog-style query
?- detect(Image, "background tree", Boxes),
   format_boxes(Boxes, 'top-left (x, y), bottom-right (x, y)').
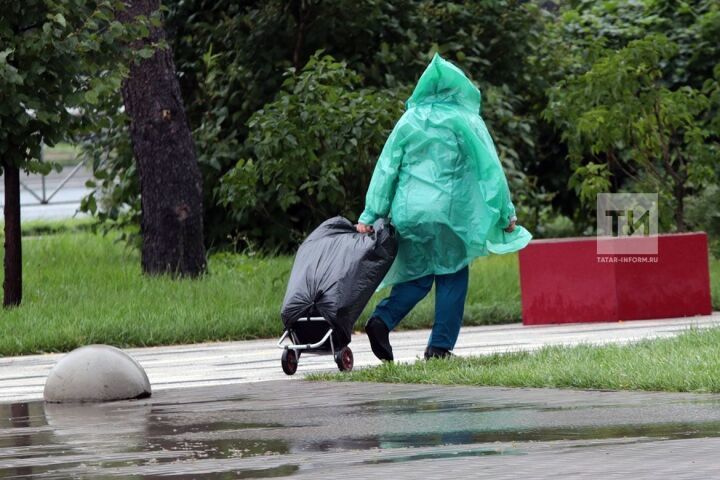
top-left (217, 53), bottom-right (407, 247)
top-left (82, 0), bottom-right (551, 250)
top-left (543, 0), bottom-right (720, 233)
top-left (0, 0), bottom-right (145, 306)
top-left (545, 35), bottom-right (719, 231)
top-left (118, 0), bottom-right (206, 276)
top-left (78, 0), bottom-right (720, 251)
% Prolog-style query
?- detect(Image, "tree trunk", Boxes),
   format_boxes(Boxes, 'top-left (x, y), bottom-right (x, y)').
top-left (119, 0), bottom-right (206, 276)
top-left (673, 179), bottom-right (686, 233)
top-left (3, 161), bottom-right (22, 307)
top-left (290, 0), bottom-right (307, 71)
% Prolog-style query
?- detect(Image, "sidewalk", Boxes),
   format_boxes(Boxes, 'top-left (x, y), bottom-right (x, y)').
top-left (1, 313), bottom-right (718, 403)
top-left (0, 167), bottom-right (93, 221)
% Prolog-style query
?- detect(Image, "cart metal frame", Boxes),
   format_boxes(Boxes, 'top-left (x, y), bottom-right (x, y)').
top-left (276, 316), bottom-right (336, 356)
top-left (277, 315), bottom-right (353, 374)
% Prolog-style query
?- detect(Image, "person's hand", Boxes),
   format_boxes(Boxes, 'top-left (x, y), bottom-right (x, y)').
top-left (356, 223), bottom-right (374, 234)
top-left (504, 219), bottom-right (516, 233)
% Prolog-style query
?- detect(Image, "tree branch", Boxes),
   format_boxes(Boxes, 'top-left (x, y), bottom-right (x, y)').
top-left (14, 22), bottom-right (43, 35)
top-left (654, 99), bottom-right (683, 184)
top-left (628, 119), bottom-right (665, 185)
top-left (608, 149), bottom-right (641, 183)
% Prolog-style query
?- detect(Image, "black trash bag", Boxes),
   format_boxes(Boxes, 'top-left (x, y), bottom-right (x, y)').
top-left (281, 216), bottom-right (398, 347)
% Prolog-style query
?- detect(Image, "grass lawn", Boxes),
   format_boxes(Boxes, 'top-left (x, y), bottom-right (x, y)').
top-left (0, 229), bottom-right (521, 356)
top-left (310, 327), bottom-right (720, 393)
top-left (42, 142), bottom-right (83, 167)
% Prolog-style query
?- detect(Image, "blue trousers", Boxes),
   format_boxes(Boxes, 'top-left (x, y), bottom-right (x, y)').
top-left (371, 266), bottom-right (469, 350)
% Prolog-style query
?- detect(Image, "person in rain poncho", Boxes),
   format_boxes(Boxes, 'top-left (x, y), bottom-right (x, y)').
top-left (357, 54), bottom-right (532, 361)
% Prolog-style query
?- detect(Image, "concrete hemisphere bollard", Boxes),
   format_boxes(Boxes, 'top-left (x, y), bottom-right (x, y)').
top-left (44, 345), bottom-right (152, 403)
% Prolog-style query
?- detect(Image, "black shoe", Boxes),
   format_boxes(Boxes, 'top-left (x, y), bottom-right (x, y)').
top-left (365, 317), bottom-right (393, 361)
top-left (424, 346), bottom-right (453, 360)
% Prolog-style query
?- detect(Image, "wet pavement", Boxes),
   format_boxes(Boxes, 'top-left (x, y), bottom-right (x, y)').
top-left (4, 314), bottom-right (719, 403)
top-left (2, 380), bottom-right (720, 479)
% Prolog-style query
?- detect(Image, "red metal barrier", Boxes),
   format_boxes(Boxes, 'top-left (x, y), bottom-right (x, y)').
top-left (518, 232), bottom-right (712, 325)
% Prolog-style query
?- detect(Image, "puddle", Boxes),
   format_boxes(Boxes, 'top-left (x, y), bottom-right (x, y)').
top-left (2, 384), bottom-right (720, 478)
top-left (0, 402), bottom-right (48, 429)
top-left (364, 447), bottom-right (523, 464)
top-left (149, 437), bottom-right (290, 459)
top-left (133, 465), bottom-right (300, 479)
top-left (333, 421), bottom-right (720, 451)
top-left (356, 397), bottom-right (538, 415)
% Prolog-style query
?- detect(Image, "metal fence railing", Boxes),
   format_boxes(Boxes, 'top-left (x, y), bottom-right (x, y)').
top-left (18, 147), bottom-right (88, 207)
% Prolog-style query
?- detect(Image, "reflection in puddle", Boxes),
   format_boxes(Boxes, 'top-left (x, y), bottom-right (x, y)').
top-left (0, 400), bottom-right (295, 479)
top-left (364, 447), bottom-right (523, 464)
top-left (355, 397), bottom-right (539, 415)
top-left (3, 403), bottom-right (34, 478)
top-left (294, 420), bottom-right (720, 454)
top-left (2, 388), bottom-right (720, 478)
top-left (371, 421), bottom-right (720, 447)
top-left (136, 464), bottom-right (300, 479)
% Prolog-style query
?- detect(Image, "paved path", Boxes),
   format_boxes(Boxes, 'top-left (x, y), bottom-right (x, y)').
top-left (2, 313), bottom-right (718, 403)
top-left (2, 380), bottom-right (720, 479)
top-left (0, 168), bottom-right (92, 221)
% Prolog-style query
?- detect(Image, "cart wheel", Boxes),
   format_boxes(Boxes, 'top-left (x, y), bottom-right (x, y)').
top-left (335, 346), bottom-right (354, 372)
top-left (281, 348), bottom-right (298, 375)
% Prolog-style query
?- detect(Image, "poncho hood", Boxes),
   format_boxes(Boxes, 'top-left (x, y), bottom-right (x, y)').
top-left (406, 53), bottom-right (482, 113)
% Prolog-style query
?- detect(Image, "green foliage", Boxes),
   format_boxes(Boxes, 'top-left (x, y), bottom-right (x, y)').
top-left (70, 0), bottom-right (720, 245)
top-left (568, 162), bottom-right (612, 206)
top-left (217, 53), bottom-right (406, 246)
top-left (558, 0), bottom-right (720, 88)
top-left (83, 0), bottom-right (552, 250)
top-left (538, 212), bottom-right (577, 238)
top-left (0, 0), bottom-right (151, 174)
top-left (545, 33), bottom-right (720, 230)
top-left (687, 184), bottom-right (720, 256)
top-left (78, 104), bottom-right (141, 247)
top-left (538, 0), bottom-right (720, 232)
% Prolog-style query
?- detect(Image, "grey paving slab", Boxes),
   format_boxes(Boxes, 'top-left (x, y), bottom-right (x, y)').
top-left (2, 381), bottom-right (720, 479)
top-left (1, 313), bottom-right (718, 403)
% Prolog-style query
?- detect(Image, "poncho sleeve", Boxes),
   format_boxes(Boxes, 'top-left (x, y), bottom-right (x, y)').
top-left (358, 123), bottom-right (405, 225)
top-left (469, 116), bottom-right (517, 229)
top-left (499, 183), bottom-right (517, 228)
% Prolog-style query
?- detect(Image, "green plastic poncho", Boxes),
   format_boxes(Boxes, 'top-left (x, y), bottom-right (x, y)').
top-left (359, 53), bottom-right (532, 288)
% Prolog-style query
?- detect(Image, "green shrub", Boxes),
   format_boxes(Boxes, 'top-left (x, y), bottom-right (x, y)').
top-left (217, 53), bottom-right (406, 247)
